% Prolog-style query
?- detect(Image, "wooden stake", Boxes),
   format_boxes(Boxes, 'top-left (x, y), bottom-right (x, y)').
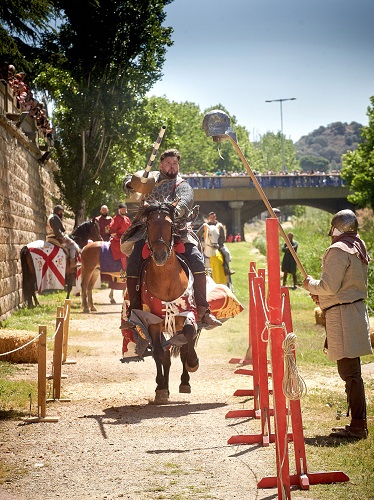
top-left (23, 326), bottom-right (59, 423)
top-left (62, 299), bottom-right (76, 364)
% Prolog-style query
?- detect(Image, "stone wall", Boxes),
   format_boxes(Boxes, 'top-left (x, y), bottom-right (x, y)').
top-left (0, 82), bottom-right (72, 322)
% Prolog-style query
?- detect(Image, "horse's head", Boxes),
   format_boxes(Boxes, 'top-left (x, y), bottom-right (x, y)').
top-left (71, 219), bottom-right (102, 248)
top-left (142, 202), bottom-right (176, 266)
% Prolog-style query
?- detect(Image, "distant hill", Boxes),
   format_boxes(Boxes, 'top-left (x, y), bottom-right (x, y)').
top-left (295, 121), bottom-right (363, 172)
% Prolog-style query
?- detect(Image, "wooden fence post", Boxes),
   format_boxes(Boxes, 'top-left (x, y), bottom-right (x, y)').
top-left (62, 299), bottom-right (76, 365)
top-left (23, 326), bottom-right (58, 423)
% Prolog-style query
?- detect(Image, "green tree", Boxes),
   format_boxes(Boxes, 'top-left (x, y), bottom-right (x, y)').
top-left (341, 96), bottom-right (374, 209)
top-left (299, 154), bottom-right (329, 172)
top-left (33, 1), bottom-right (173, 223)
top-left (113, 98), bottom-right (258, 178)
top-left (255, 132), bottom-right (300, 173)
top-left (0, 0), bottom-right (54, 73)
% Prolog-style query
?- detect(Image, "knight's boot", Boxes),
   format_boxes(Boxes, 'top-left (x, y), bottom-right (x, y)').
top-left (120, 277), bottom-right (141, 329)
top-left (193, 272), bottom-right (222, 329)
top-left (330, 418), bottom-right (368, 439)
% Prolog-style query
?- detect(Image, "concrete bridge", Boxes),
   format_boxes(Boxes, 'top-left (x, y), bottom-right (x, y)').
top-left (128, 174), bottom-right (353, 237)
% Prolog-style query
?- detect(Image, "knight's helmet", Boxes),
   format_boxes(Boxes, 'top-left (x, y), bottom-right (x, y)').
top-left (330, 209), bottom-right (358, 234)
top-left (202, 109), bottom-right (237, 143)
top-left (53, 205), bottom-right (64, 214)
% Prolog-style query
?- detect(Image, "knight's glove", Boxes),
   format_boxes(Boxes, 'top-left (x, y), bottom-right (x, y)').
top-left (127, 171), bottom-right (155, 195)
top-left (174, 202), bottom-right (189, 220)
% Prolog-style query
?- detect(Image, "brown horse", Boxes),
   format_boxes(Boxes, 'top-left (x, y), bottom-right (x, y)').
top-left (80, 241), bottom-right (127, 313)
top-left (20, 219), bottom-right (102, 308)
top-left (127, 202), bottom-right (200, 404)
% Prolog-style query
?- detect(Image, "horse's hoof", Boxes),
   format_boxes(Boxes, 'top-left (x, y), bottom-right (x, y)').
top-left (83, 308), bottom-right (90, 314)
top-left (110, 299), bottom-right (116, 304)
top-left (90, 306), bottom-right (97, 312)
top-left (154, 389), bottom-right (169, 404)
top-left (179, 384), bottom-right (191, 394)
top-left (185, 357), bottom-right (199, 373)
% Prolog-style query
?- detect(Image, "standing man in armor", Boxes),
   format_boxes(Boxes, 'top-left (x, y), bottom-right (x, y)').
top-left (96, 205), bottom-right (112, 241)
top-left (122, 148), bottom-right (221, 328)
top-left (197, 211), bottom-right (234, 276)
top-left (303, 209), bottom-right (372, 439)
top-left (46, 205), bottom-right (79, 268)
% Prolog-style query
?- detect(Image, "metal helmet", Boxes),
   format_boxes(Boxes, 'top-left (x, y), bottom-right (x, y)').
top-left (53, 205), bottom-right (64, 214)
top-left (330, 209), bottom-right (358, 233)
top-left (202, 109), bottom-right (237, 142)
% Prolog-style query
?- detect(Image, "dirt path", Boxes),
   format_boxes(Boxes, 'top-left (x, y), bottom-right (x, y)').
top-left (0, 288), bottom-right (335, 500)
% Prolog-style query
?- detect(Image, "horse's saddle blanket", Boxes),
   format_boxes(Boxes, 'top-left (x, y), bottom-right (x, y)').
top-left (28, 240), bottom-right (67, 293)
top-left (100, 241), bottom-right (124, 275)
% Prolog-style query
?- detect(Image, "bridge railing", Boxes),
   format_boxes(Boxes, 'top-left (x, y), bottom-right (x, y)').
top-left (183, 174), bottom-right (345, 190)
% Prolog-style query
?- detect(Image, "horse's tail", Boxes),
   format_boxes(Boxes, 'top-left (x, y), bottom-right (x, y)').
top-left (20, 246), bottom-right (36, 307)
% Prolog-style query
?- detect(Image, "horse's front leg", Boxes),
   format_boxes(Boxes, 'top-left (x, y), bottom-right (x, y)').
top-left (149, 324), bottom-right (169, 404)
top-left (88, 269), bottom-right (99, 311)
top-left (109, 288), bottom-right (116, 304)
top-left (179, 344), bottom-right (191, 394)
top-left (183, 321), bottom-right (199, 373)
top-left (162, 348), bottom-right (171, 396)
top-left (81, 275), bottom-right (90, 313)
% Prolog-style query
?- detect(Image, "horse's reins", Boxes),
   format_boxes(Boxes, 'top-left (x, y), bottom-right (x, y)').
top-left (145, 207), bottom-right (175, 258)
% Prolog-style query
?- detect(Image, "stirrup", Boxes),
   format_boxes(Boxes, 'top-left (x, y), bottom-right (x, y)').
top-left (201, 312), bottom-right (222, 329)
top-left (119, 319), bottom-right (136, 330)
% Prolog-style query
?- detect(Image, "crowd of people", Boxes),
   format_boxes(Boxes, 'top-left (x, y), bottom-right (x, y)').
top-left (1, 62), bottom-right (53, 142)
top-left (183, 169), bottom-right (342, 177)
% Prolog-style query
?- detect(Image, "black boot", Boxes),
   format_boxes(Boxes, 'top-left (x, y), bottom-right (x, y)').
top-left (120, 277), bottom-right (141, 329)
top-left (193, 272), bottom-right (222, 329)
top-left (330, 418), bottom-right (368, 439)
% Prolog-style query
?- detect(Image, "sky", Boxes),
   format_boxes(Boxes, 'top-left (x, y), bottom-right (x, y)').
top-left (147, 0), bottom-right (374, 143)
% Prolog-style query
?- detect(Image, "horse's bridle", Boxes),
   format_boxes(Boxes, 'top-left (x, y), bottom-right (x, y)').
top-left (145, 208), bottom-right (175, 259)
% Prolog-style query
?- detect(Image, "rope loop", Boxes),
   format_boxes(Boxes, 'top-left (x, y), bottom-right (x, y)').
top-left (282, 332), bottom-right (307, 400)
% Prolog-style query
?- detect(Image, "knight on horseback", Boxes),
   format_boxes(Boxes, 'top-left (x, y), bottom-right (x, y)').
top-left (46, 205), bottom-right (80, 269)
top-left (121, 148), bottom-right (222, 329)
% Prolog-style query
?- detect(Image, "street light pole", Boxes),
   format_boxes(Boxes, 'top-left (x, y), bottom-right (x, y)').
top-left (265, 97), bottom-right (296, 173)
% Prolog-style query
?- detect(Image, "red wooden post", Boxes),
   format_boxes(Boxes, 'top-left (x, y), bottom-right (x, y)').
top-left (281, 286), bottom-right (309, 488)
top-left (266, 217), bottom-right (291, 499)
top-left (254, 275), bottom-right (272, 445)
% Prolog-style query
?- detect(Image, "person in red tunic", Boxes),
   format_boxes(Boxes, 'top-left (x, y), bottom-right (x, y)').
top-left (109, 203), bottom-right (131, 265)
top-left (95, 205), bottom-right (112, 241)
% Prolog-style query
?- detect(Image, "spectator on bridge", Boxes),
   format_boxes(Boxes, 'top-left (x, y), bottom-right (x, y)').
top-left (303, 209), bottom-right (372, 440)
top-left (96, 204), bottom-right (112, 241)
top-left (281, 232), bottom-right (298, 289)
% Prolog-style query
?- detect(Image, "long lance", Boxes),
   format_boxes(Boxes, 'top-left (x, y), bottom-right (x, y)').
top-left (202, 110), bottom-right (307, 279)
top-left (129, 125), bottom-right (166, 194)
top-left (141, 125), bottom-right (166, 183)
